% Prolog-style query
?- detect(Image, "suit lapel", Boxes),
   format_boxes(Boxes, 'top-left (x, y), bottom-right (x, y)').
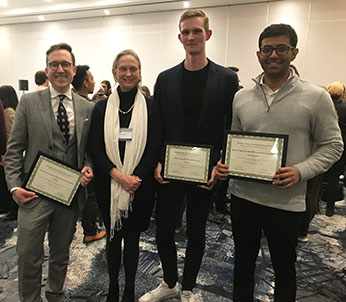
top-left (72, 91), bottom-right (83, 150)
top-left (37, 88), bottom-right (54, 145)
top-left (198, 61), bottom-right (217, 127)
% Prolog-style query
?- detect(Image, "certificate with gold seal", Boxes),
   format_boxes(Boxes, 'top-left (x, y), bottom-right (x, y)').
top-left (23, 152), bottom-right (82, 206)
top-left (162, 143), bottom-right (213, 185)
top-left (223, 131), bottom-right (288, 183)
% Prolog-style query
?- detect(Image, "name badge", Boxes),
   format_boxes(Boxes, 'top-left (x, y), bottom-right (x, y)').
top-left (119, 128), bottom-right (132, 141)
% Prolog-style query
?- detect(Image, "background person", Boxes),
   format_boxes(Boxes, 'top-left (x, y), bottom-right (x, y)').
top-left (32, 70), bottom-right (49, 92)
top-left (0, 85), bottom-right (18, 138)
top-left (72, 65), bottom-right (106, 243)
top-left (93, 80), bottom-right (112, 101)
top-left (0, 101), bottom-right (6, 156)
top-left (0, 85), bottom-right (19, 220)
top-left (323, 81), bottom-right (346, 216)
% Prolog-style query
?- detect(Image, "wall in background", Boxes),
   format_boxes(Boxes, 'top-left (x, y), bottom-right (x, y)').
top-left (0, 0), bottom-right (345, 95)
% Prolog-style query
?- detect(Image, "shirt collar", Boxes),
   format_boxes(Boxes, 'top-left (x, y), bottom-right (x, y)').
top-left (259, 69), bottom-right (293, 92)
top-left (49, 85), bottom-right (73, 101)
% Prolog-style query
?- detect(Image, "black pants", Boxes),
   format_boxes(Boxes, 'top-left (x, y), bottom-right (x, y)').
top-left (323, 150), bottom-right (346, 204)
top-left (299, 174), bottom-right (323, 236)
top-left (106, 225), bottom-right (140, 292)
top-left (82, 181), bottom-right (100, 235)
top-left (231, 195), bottom-right (301, 302)
top-left (0, 165), bottom-right (18, 214)
top-left (155, 184), bottom-right (213, 290)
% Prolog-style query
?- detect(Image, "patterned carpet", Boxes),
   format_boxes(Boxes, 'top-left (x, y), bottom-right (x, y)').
top-left (1, 202), bottom-right (346, 301)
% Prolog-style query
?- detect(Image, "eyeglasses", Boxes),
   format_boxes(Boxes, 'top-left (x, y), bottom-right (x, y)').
top-left (48, 61), bottom-right (73, 70)
top-left (118, 66), bottom-right (139, 73)
top-left (259, 44), bottom-right (295, 56)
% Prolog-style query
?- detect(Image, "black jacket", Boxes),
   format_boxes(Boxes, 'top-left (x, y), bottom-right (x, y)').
top-left (88, 93), bottom-right (160, 231)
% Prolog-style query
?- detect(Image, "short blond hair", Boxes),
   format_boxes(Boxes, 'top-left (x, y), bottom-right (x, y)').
top-left (179, 9), bottom-right (209, 32)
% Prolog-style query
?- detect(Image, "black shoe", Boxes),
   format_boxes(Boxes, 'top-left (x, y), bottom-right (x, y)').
top-left (122, 288), bottom-right (134, 302)
top-left (106, 287), bottom-right (119, 302)
top-left (215, 203), bottom-right (230, 215)
top-left (326, 202), bottom-right (335, 217)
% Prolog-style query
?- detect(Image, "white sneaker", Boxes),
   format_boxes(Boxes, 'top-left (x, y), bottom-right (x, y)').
top-left (297, 235), bottom-right (309, 243)
top-left (181, 290), bottom-right (194, 302)
top-left (335, 199), bottom-right (346, 208)
top-left (139, 281), bottom-right (179, 302)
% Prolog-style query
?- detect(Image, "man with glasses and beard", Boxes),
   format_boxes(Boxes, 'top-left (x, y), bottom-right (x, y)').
top-left (216, 24), bottom-right (343, 301)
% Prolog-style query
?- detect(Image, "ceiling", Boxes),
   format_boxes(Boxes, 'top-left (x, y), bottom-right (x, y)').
top-left (0, 0), bottom-right (278, 25)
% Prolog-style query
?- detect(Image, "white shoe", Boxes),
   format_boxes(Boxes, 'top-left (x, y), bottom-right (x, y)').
top-left (181, 290), bottom-right (194, 302)
top-left (139, 281), bottom-right (179, 302)
top-left (335, 199), bottom-right (346, 208)
top-left (297, 235), bottom-right (309, 243)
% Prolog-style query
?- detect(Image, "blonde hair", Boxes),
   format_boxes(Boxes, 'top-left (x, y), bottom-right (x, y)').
top-left (326, 81), bottom-right (345, 102)
top-left (179, 9), bottom-right (209, 32)
top-left (112, 49), bottom-right (141, 70)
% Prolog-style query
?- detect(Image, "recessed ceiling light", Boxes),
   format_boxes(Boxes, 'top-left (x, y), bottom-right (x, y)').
top-left (104, 9), bottom-right (110, 15)
top-left (183, 1), bottom-right (190, 8)
top-left (38, 15), bottom-right (45, 21)
top-left (45, 0), bottom-right (52, 2)
top-left (0, 0), bottom-right (8, 8)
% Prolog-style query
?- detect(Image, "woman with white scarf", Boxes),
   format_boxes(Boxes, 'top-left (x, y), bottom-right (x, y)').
top-left (88, 50), bottom-right (160, 302)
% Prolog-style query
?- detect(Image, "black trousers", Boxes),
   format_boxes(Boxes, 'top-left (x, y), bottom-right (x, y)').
top-left (323, 150), bottom-right (346, 204)
top-left (155, 183), bottom-right (213, 290)
top-left (299, 174), bottom-right (323, 237)
top-left (0, 165), bottom-right (18, 214)
top-left (82, 181), bottom-right (100, 235)
top-left (231, 194), bottom-right (301, 302)
top-left (106, 225), bottom-right (140, 292)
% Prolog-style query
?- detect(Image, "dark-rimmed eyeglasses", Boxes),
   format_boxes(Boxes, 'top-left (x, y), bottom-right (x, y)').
top-left (259, 44), bottom-right (295, 56)
top-left (48, 61), bottom-right (73, 70)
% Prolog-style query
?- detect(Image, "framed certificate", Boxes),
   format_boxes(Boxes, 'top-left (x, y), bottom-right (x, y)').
top-left (23, 152), bottom-right (82, 206)
top-left (223, 131), bottom-right (288, 183)
top-left (162, 143), bottom-right (213, 185)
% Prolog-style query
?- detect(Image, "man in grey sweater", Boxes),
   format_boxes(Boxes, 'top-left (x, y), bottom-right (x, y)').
top-left (216, 24), bottom-right (343, 301)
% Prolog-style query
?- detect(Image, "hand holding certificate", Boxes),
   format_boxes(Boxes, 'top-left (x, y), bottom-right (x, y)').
top-left (222, 131), bottom-right (288, 183)
top-left (23, 152), bottom-right (82, 206)
top-left (162, 143), bottom-right (213, 185)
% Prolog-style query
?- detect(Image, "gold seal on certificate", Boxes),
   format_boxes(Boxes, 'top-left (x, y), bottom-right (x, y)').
top-left (162, 143), bottom-right (213, 184)
top-left (23, 152), bottom-right (82, 206)
top-left (223, 131), bottom-right (288, 182)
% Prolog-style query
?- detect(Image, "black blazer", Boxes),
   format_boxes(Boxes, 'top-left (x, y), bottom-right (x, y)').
top-left (153, 60), bottom-right (239, 165)
top-left (88, 94), bottom-right (160, 231)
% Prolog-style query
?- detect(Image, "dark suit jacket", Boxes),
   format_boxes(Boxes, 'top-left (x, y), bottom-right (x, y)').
top-left (153, 60), bottom-right (239, 165)
top-left (88, 94), bottom-right (160, 231)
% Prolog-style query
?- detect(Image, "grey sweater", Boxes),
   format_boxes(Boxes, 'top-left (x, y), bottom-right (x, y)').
top-left (231, 72), bottom-right (343, 212)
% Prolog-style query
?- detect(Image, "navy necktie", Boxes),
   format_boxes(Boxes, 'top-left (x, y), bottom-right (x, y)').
top-left (57, 95), bottom-right (70, 144)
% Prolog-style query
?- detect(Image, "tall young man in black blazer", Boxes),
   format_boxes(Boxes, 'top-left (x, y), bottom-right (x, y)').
top-left (139, 9), bottom-right (238, 302)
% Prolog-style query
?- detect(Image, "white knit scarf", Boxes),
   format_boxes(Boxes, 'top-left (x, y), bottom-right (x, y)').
top-left (104, 86), bottom-right (147, 239)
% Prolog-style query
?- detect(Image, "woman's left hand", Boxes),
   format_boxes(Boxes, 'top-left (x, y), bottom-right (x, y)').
top-left (110, 168), bottom-right (142, 194)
